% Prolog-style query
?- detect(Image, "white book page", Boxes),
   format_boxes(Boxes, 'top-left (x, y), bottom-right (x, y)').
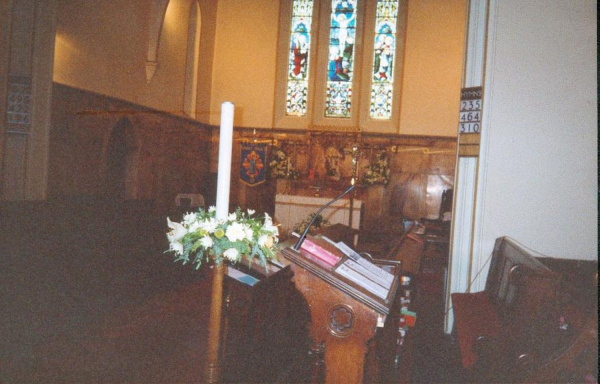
top-left (329, 240), bottom-right (394, 285)
top-left (335, 263), bottom-right (389, 300)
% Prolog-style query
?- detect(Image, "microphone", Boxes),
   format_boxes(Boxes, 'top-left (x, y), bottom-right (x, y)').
top-left (293, 184), bottom-right (356, 251)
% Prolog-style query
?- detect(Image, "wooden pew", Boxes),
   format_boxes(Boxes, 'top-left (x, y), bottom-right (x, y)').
top-left (451, 237), bottom-right (598, 382)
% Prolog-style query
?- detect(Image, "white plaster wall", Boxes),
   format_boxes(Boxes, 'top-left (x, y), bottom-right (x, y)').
top-left (477, 0), bottom-right (597, 261)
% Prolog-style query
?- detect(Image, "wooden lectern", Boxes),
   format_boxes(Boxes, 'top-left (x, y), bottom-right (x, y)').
top-left (282, 235), bottom-right (402, 384)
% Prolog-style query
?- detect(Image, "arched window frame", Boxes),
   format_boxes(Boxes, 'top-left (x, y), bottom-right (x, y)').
top-left (274, 0), bottom-right (407, 134)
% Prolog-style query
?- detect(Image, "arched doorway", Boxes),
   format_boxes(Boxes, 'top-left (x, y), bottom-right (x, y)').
top-left (106, 117), bottom-right (137, 200)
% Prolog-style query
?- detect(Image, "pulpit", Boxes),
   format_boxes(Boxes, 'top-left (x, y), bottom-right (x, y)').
top-left (282, 235), bottom-right (402, 383)
top-left (219, 231), bottom-right (407, 383)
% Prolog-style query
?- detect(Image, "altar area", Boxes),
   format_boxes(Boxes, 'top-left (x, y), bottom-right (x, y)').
top-left (274, 193), bottom-right (362, 235)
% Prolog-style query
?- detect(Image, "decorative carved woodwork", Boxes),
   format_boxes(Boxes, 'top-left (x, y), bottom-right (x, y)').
top-left (282, 244), bottom-right (401, 384)
top-left (328, 304), bottom-right (355, 337)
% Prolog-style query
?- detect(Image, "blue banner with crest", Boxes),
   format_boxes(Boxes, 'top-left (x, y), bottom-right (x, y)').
top-left (240, 143), bottom-right (267, 187)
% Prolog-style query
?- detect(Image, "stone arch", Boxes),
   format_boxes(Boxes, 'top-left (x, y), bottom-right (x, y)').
top-left (146, 0), bottom-right (170, 82)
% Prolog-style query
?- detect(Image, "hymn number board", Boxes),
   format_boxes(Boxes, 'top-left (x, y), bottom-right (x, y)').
top-left (458, 87), bottom-right (482, 134)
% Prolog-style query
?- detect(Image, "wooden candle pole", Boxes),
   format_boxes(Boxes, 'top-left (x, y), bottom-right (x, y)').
top-left (348, 144), bottom-right (359, 228)
top-left (206, 265), bottom-right (224, 383)
top-left (205, 102), bottom-right (234, 383)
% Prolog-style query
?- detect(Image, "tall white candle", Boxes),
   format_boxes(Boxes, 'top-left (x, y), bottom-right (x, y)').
top-left (215, 102), bottom-right (234, 220)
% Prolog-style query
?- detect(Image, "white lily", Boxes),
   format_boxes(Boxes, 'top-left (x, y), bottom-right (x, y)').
top-left (262, 212), bottom-right (279, 235)
top-left (167, 218), bottom-right (187, 242)
top-left (170, 241), bottom-right (184, 255)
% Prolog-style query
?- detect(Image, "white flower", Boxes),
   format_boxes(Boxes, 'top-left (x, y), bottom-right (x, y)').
top-left (166, 206), bottom-right (280, 269)
top-left (200, 236), bottom-right (213, 248)
top-left (258, 234), bottom-right (269, 247)
top-left (182, 212), bottom-right (197, 225)
top-left (226, 222), bottom-right (247, 242)
top-left (188, 221), bottom-right (201, 233)
top-left (223, 248), bottom-right (239, 261)
top-left (245, 227), bottom-right (254, 241)
top-left (167, 218), bottom-right (187, 242)
top-left (263, 212), bottom-right (273, 226)
top-left (201, 218), bottom-right (218, 233)
top-left (208, 206), bottom-right (216, 213)
top-left (170, 241), bottom-right (184, 255)
top-left (259, 234), bottom-right (276, 248)
top-left (262, 213), bottom-right (279, 235)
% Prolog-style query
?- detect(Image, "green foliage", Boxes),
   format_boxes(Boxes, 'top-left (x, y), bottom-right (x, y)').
top-left (362, 150), bottom-right (390, 186)
top-left (166, 206), bottom-right (279, 270)
top-left (293, 213), bottom-right (330, 235)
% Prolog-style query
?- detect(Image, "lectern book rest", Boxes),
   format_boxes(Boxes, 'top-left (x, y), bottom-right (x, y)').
top-left (283, 234), bottom-right (401, 317)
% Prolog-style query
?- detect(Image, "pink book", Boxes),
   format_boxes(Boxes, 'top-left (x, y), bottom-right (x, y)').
top-left (300, 237), bottom-right (341, 266)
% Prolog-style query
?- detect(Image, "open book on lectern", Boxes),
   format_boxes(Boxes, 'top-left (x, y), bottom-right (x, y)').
top-left (291, 232), bottom-right (396, 301)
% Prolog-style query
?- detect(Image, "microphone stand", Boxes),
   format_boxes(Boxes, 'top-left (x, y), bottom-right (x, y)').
top-left (293, 184), bottom-right (356, 251)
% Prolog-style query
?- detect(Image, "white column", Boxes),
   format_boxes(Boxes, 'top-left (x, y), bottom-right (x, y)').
top-left (444, 0), bottom-right (493, 334)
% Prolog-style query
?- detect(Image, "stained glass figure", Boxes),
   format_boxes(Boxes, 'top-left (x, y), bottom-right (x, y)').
top-left (369, 0), bottom-right (399, 119)
top-left (325, 0), bottom-right (357, 118)
top-left (285, 0), bottom-right (314, 116)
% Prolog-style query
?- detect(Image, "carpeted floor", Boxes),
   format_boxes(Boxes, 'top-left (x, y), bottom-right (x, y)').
top-left (1, 200), bottom-right (465, 383)
top-left (410, 248), bottom-right (467, 383)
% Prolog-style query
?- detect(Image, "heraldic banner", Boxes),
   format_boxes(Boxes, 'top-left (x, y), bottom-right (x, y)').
top-left (240, 143), bottom-right (267, 187)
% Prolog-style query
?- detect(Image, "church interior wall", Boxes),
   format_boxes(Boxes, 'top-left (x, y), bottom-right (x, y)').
top-left (47, 0), bottom-right (464, 226)
top-left (48, 83), bottom-right (212, 214)
top-left (53, 0), bottom-right (465, 136)
top-left (475, 0), bottom-right (597, 260)
top-left (53, 0), bottom-right (150, 107)
top-left (399, 0), bottom-right (467, 136)
top-left (208, 0), bottom-right (465, 135)
top-left (53, 0), bottom-right (218, 122)
top-left (48, 81), bottom-right (456, 226)
top-left (209, 0), bottom-right (282, 128)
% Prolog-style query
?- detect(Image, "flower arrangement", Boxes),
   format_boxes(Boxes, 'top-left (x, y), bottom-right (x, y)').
top-left (166, 206), bottom-right (279, 269)
top-left (362, 150), bottom-right (391, 186)
top-left (293, 213), bottom-right (329, 235)
top-left (269, 147), bottom-right (301, 180)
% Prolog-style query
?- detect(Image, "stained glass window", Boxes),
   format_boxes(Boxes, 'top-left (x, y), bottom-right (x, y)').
top-left (324, 0), bottom-right (358, 118)
top-left (369, 0), bottom-right (399, 119)
top-left (285, 0), bottom-right (314, 116)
